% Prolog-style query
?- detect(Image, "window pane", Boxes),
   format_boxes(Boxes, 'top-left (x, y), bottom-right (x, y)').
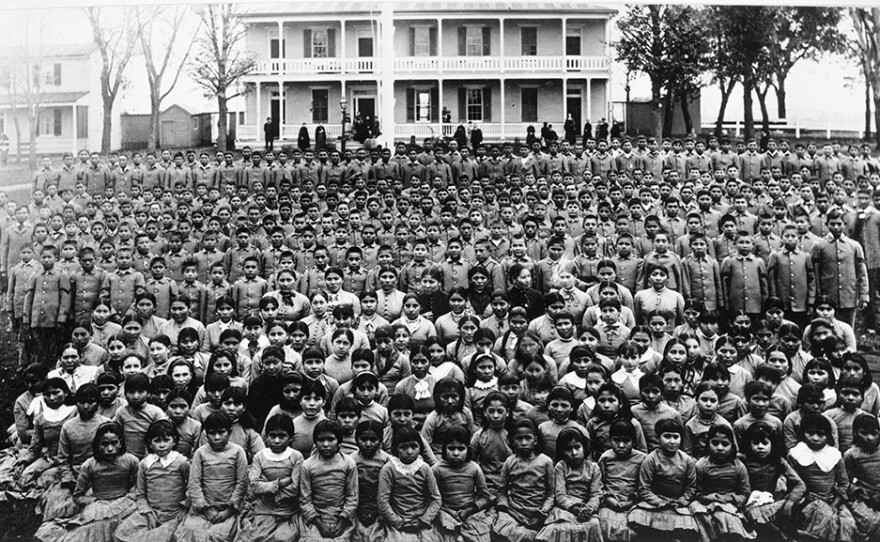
top-left (358, 37), bottom-right (373, 57)
top-left (466, 27), bottom-right (482, 57)
top-left (566, 35), bottom-right (580, 55)
top-left (521, 88), bottom-right (538, 122)
top-left (312, 89), bottom-right (328, 123)
top-left (521, 27), bottom-right (537, 56)
top-left (466, 89), bottom-right (483, 122)
top-left (414, 27), bottom-right (430, 57)
top-left (313, 30), bottom-right (328, 58)
top-left (416, 91), bottom-right (431, 122)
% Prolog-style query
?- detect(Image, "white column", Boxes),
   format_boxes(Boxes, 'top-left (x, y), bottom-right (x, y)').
top-left (438, 79), bottom-right (444, 135)
top-left (562, 78), bottom-right (567, 128)
top-left (340, 21), bottom-right (346, 59)
top-left (586, 78), bottom-right (592, 125)
top-left (71, 104), bottom-right (77, 155)
top-left (256, 81), bottom-right (262, 139)
top-left (500, 79), bottom-right (506, 139)
top-left (562, 18), bottom-right (567, 57)
top-left (499, 18), bottom-right (504, 58)
top-left (377, 3), bottom-right (395, 149)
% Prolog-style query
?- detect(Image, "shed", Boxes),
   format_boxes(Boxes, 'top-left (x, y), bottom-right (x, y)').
top-left (121, 103), bottom-right (212, 150)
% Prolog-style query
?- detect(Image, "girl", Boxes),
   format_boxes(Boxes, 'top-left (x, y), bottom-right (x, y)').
top-left (803, 297), bottom-right (857, 353)
top-left (34, 423), bottom-right (139, 542)
top-left (378, 426), bottom-right (443, 542)
top-left (630, 326), bottom-right (664, 373)
top-left (658, 362), bottom-right (696, 422)
top-left (165, 389), bottom-right (201, 457)
top-left (119, 315), bottom-right (150, 359)
top-left (90, 300), bottom-right (121, 349)
top-left (356, 290), bottom-right (391, 347)
top-left (325, 328), bottom-right (355, 384)
top-left (144, 335), bottom-right (173, 378)
top-left (678, 332), bottom-right (707, 396)
top-left (192, 349), bottom-right (247, 407)
top-left (701, 362), bottom-right (740, 425)
top-left (538, 386), bottom-right (587, 458)
top-left (302, 290), bottom-right (333, 347)
top-left (684, 383), bottom-right (731, 459)
top-left (713, 335), bottom-right (752, 398)
top-left (422, 378), bottom-right (475, 457)
top-left (628, 418), bottom-right (698, 539)
top-left (289, 321), bottom-right (311, 357)
top-left (435, 287), bottom-right (472, 344)
top-left (470, 391), bottom-right (513, 496)
top-left (493, 419), bottom-right (555, 542)
top-left (236, 415), bottom-right (304, 542)
top-left (840, 352), bottom-right (880, 416)
top-left (252, 321), bottom-right (302, 379)
top-left (740, 422), bottom-right (805, 534)
top-left (199, 386), bottom-right (264, 463)
top-left (585, 382), bottom-right (647, 459)
top-left (375, 265), bottom-right (406, 321)
top-left (425, 337), bottom-right (465, 382)
top-left (445, 315), bottom-right (481, 365)
top-left (374, 325), bottom-right (412, 392)
top-left (764, 345), bottom-right (801, 411)
top-left (826, 376), bottom-right (868, 453)
top-left (300, 420), bottom-right (359, 542)
top-left (611, 341), bottom-right (644, 405)
top-left (786, 413), bottom-right (856, 542)
top-left (778, 322), bottom-right (812, 384)
top-left (48, 343), bottom-right (97, 393)
top-left (12, 377), bottom-right (76, 498)
top-left (392, 294), bottom-right (438, 350)
top-left (803, 357), bottom-right (837, 410)
top-left (517, 353), bottom-right (555, 407)
top-left (507, 263), bottom-right (544, 321)
top-left (597, 420), bottom-right (647, 542)
top-left (433, 426), bottom-right (493, 542)
top-left (352, 420), bottom-right (390, 542)
top-left (393, 345), bottom-right (436, 424)
top-left (466, 266), bottom-right (493, 318)
top-left (558, 345), bottom-right (599, 405)
top-left (690, 424), bottom-right (755, 542)
top-left (465, 353), bottom-right (500, 427)
top-left (302, 347), bottom-right (340, 407)
top-left (509, 332), bottom-right (559, 385)
top-left (175, 412), bottom-right (249, 542)
top-left (536, 428), bottom-right (603, 542)
top-left (783, 383), bottom-right (838, 451)
top-left (261, 372), bottom-right (304, 433)
top-left (205, 296), bottom-right (241, 352)
top-left (844, 414), bottom-right (880, 540)
top-left (115, 420), bottom-right (191, 542)
top-left (494, 306), bottom-right (529, 363)
top-left (173, 327), bottom-right (210, 379)
top-left (102, 335), bottom-right (128, 378)
top-left (662, 338), bottom-right (697, 396)
top-left (647, 312), bottom-right (673, 355)
top-left (167, 359), bottom-right (200, 401)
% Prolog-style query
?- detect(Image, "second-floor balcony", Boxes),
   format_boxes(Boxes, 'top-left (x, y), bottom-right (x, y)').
top-left (250, 55), bottom-right (610, 77)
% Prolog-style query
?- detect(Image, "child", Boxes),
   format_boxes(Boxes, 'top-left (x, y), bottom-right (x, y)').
top-left (393, 345), bottom-right (435, 423)
top-left (301, 347), bottom-right (340, 411)
top-left (493, 419), bottom-right (555, 542)
top-left (740, 422), bottom-right (805, 535)
top-left (300, 419), bottom-right (359, 542)
top-left (825, 376), bottom-right (868, 453)
top-left (351, 420), bottom-right (390, 540)
top-left (23, 245), bottom-right (71, 365)
top-left (205, 296), bottom-right (241, 352)
top-left (192, 374), bottom-right (230, 424)
top-left (631, 373), bottom-right (688, 452)
top-left (733, 381), bottom-right (784, 450)
top-left (348, 370), bottom-right (389, 426)
top-left (684, 383), bottom-right (732, 459)
top-left (432, 426), bottom-right (493, 542)
top-left (378, 425), bottom-right (443, 542)
top-left (445, 315), bottom-right (481, 366)
top-left (236, 414), bottom-right (304, 542)
top-left (701, 362), bottom-right (739, 425)
top-left (470, 391), bottom-right (513, 496)
top-left (585, 382), bottom-right (647, 459)
top-left (200, 386), bottom-right (264, 463)
top-left (803, 357), bottom-right (837, 410)
top-left (9, 363), bottom-right (46, 448)
top-left (690, 424), bottom-right (756, 542)
top-left (538, 386), bottom-right (588, 458)
top-left (334, 397), bottom-right (361, 454)
top-left (392, 293), bottom-right (437, 350)
top-left (536, 428), bottom-right (603, 542)
top-left (291, 379), bottom-right (329, 459)
top-left (786, 413), bottom-right (856, 542)
top-left (844, 414), bottom-right (880, 540)
top-left (115, 420), bottom-right (191, 542)
top-left (559, 347), bottom-right (603, 407)
top-left (34, 422), bottom-right (139, 542)
top-left (611, 341), bottom-right (644, 405)
top-left (465, 353), bottom-right (500, 427)
top-left (422, 378), bottom-right (475, 457)
top-left (113, 374), bottom-right (168, 459)
top-left (628, 418), bottom-right (698, 538)
top-left (840, 352), bottom-right (880, 417)
top-left (658, 361), bottom-right (696, 421)
top-left (175, 412), bottom-right (249, 542)
top-left (193, 349), bottom-right (248, 407)
top-left (165, 388), bottom-right (201, 457)
top-left (597, 420), bottom-right (647, 542)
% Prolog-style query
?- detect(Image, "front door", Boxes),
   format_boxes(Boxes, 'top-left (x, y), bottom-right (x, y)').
top-left (270, 99), bottom-right (281, 137)
top-left (567, 94), bottom-right (582, 136)
top-left (160, 120), bottom-right (175, 147)
top-left (356, 97), bottom-right (376, 120)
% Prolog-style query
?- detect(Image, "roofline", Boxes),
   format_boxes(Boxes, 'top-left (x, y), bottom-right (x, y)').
top-left (240, 6), bottom-right (617, 20)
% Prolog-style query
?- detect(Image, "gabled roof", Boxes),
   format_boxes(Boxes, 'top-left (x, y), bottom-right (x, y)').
top-left (0, 43), bottom-right (95, 60)
top-left (0, 91), bottom-right (87, 106)
top-left (241, 1), bottom-right (617, 18)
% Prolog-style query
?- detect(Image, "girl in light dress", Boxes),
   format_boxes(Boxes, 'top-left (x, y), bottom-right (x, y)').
top-left (115, 419), bottom-right (190, 542)
top-left (35, 422), bottom-right (139, 542)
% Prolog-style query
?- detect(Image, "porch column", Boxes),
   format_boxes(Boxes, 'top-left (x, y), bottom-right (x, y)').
top-left (500, 79), bottom-right (506, 140)
top-left (71, 104), bottom-right (77, 155)
top-left (586, 78), bottom-right (592, 125)
top-left (562, 78), bottom-right (568, 128)
top-left (341, 20), bottom-right (346, 60)
top-left (438, 79), bottom-right (444, 136)
top-left (256, 81), bottom-right (262, 138)
top-left (499, 18), bottom-right (504, 58)
top-left (562, 18), bottom-right (567, 58)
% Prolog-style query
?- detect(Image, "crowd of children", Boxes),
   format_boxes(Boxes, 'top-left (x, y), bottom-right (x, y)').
top-left (1, 135), bottom-right (880, 542)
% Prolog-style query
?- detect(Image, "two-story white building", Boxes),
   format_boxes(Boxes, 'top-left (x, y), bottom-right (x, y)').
top-left (0, 43), bottom-right (120, 157)
top-left (237, 1), bottom-right (614, 148)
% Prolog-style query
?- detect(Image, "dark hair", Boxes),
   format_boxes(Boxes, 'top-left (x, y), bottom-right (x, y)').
top-left (654, 417), bottom-right (684, 438)
top-left (841, 352), bottom-right (873, 392)
top-left (594, 382), bottom-right (633, 421)
top-left (609, 419), bottom-right (637, 441)
top-left (852, 414), bottom-right (880, 450)
top-left (439, 426), bottom-right (471, 460)
top-left (124, 373), bottom-right (150, 394)
top-left (335, 396), bottom-right (363, 417)
top-left (388, 393), bottom-right (415, 413)
top-left (74, 382), bottom-right (100, 404)
top-left (433, 378), bottom-right (466, 413)
top-left (803, 357), bottom-right (836, 389)
top-left (742, 421), bottom-right (782, 463)
top-left (391, 425), bottom-right (422, 454)
top-left (507, 418), bottom-right (541, 450)
top-left (264, 414), bottom-right (295, 436)
top-left (204, 373), bottom-right (231, 393)
top-left (356, 420), bottom-right (384, 440)
top-left (145, 419), bottom-right (178, 448)
top-left (220, 386), bottom-right (257, 430)
top-left (313, 419), bottom-right (343, 443)
top-left (706, 424), bottom-right (737, 459)
top-left (301, 378), bottom-right (327, 400)
top-left (798, 413), bottom-right (835, 446)
top-left (555, 427), bottom-right (590, 463)
top-left (165, 387), bottom-right (193, 407)
top-left (203, 411), bottom-right (233, 433)
top-left (93, 422), bottom-right (126, 461)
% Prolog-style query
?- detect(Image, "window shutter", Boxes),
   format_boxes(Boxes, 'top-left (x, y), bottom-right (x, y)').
top-left (409, 28), bottom-right (416, 56)
top-left (429, 27), bottom-right (437, 56)
top-left (328, 28), bottom-right (336, 57)
top-left (54, 108), bottom-right (62, 136)
top-left (430, 87), bottom-right (439, 122)
top-left (270, 39), bottom-right (279, 58)
top-left (303, 29), bottom-right (312, 58)
top-left (482, 27), bottom-right (491, 56)
top-left (458, 87), bottom-right (466, 121)
top-left (406, 88), bottom-right (415, 122)
top-left (483, 88), bottom-right (491, 122)
top-left (53, 63), bottom-right (61, 86)
top-left (458, 27), bottom-right (466, 56)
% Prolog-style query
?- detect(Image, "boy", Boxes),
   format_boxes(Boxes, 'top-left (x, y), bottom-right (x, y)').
top-left (232, 256), bottom-right (268, 319)
top-left (681, 233), bottom-right (723, 312)
top-left (811, 210), bottom-right (869, 328)
top-left (195, 229), bottom-right (224, 283)
top-left (224, 226), bottom-right (261, 283)
top-left (342, 247), bottom-right (368, 297)
top-left (544, 311), bottom-right (578, 368)
top-left (69, 247), bottom-right (106, 326)
top-left (23, 245), bottom-right (70, 364)
top-left (437, 237), bottom-right (471, 291)
top-left (596, 297), bottom-right (630, 358)
top-left (610, 233), bottom-right (643, 294)
top-left (291, 379), bottom-right (329, 458)
top-left (204, 262), bottom-right (232, 324)
top-left (384, 394), bottom-right (436, 464)
top-left (164, 231), bottom-right (189, 282)
top-left (57, 239), bottom-right (81, 277)
top-left (720, 231), bottom-right (767, 324)
top-left (7, 244), bottom-right (38, 334)
top-left (156, 294), bottom-right (207, 351)
top-left (298, 245), bottom-right (330, 298)
top-left (178, 259), bottom-right (208, 323)
top-left (399, 238), bottom-right (435, 294)
top-left (767, 224), bottom-right (816, 330)
top-left (145, 256), bottom-right (180, 319)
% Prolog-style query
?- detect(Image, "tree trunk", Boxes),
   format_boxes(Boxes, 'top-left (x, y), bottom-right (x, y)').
top-left (27, 111), bottom-right (37, 171)
top-left (101, 91), bottom-right (113, 154)
top-left (775, 76), bottom-right (787, 120)
top-left (757, 86), bottom-right (771, 135)
top-left (743, 70), bottom-right (755, 141)
top-left (11, 104), bottom-right (21, 164)
top-left (867, 70), bottom-right (873, 141)
top-left (216, 93), bottom-right (228, 152)
top-left (651, 78), bottom-right (663, 139)
top-left (148, 88), bottom-right (160, 151)
top-left (679, 91), bottom-right (693, 134)
top-left (873, 94), bottom-right (880, 147)
top-left (662, 90), bottom-right (675, 137)
top-left (714, 79), bottom-right (736, 138)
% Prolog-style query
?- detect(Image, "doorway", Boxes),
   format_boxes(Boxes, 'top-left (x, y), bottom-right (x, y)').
top-left (270, 94), bottom-right (282, 137)
top-left (567, 90), bottom-right (582, 137)
top-left (355, 96), bottom-right (376, 120)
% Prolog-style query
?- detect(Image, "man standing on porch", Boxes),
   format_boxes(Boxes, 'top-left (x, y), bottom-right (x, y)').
top-left (264, 117), bottom-right (276, 152)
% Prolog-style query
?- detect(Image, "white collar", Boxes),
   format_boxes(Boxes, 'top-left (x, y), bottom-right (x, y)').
top-left (390, 455), bottom-right (425, 476)
top-left (262, 447), bottom-right (294, 462)
top-left (144, 451), bottom-right (182, 469)
top-left (474, 376), bottom-right (498, 390)
top-left (42, 404), bottom-right (76, 423)
top-left (789, 442), bottom-right (841, 472)
top-left (612, 369), bottom-right (643, 386)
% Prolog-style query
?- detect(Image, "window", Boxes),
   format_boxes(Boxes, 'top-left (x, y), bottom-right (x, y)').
top-left (358, 36), bottom-right (373, 57)
top-left (466, 27), bottom-right (483, 56)
top-left (466, 88), bottom-right (483, 122)
top-left (416, 91), bottom-right (432, 122)
top-left (76, 106), bottom-right (88, 138)
top-left (270, 37), bottom-right (286, 59)
top-left (521, 27), bottom-right (537, 56)
top-left (521, 88), bottom-right (538, 122)
top-left (411, 27), bottom-right (433, 56)
top-left (566, 29), bottom-right (581, 56)
top-left (238, 111), bottom-right (246, 125)
top-left (38, 108), bottom-right (62, 136)
top-left (53, 63), bottom-right (61, 86)
top-left (312, 29), bottom-right (328, 58)
top-left (311, 89), bottom-right (329, 123)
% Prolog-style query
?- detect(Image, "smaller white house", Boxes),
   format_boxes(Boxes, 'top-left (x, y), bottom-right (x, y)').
top-left (0, 43), bottom-right (121, 156)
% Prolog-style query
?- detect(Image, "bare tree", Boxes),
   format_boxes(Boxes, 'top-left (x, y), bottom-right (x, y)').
top-left (136, 6), bottom-right (198, 151)
top-left (85, 7), bottom-right (136, 154)
top-left (852, 8), bottom-right (880, 146)
top-left (190, 4), bottom-right (256, 152)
